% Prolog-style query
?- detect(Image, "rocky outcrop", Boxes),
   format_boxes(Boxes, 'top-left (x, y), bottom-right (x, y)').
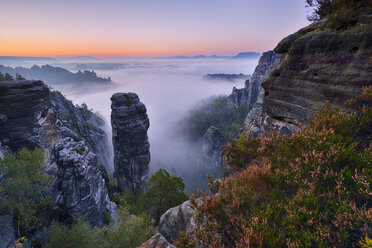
top-left (48, 91), bottom-right (111, 170)
top-left (111, 92), bottom-right (150, 192)
top-left (227, 51), bottom-right (285, 138)
top-left (138, 233), bottom-right (176, 248)
top-left (228, 51), bottom-right (283, 110)
top-left (53, 138), bottom-right (116, 227)
top-left (0, 80), bottom-right (115, 227)
top-left (202, 126), bottom-right (225, 169)
top-left (157, 198), bottom-right (201, 244)
top-left (0, 215), bottom-right (15, 248)
top-left (0, 80), bottom-right (49, 151)
top-left (262, 16), bottom-right (372, 127)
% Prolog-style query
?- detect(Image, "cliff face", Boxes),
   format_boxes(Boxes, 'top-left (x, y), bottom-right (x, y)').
top-left (111, 92), bottom-right (150, 192)
top-left (0, 80), bottom-right (49, 151)
top-left (262, 16), bottom-right (372, 127)
top-left (0, 80), bottom-right (115, 227)
top-left (201, 126), bottom-right (225, 169)
top-left (228, 51), bottom-right (283, 109)
top-left (48, 91), bottom-right (111, 171)
top-left (53, 137), bottom-right (116, 227)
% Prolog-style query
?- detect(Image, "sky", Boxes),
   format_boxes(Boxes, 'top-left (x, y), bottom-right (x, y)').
top-left (0, 0), bottom-right (310, 57)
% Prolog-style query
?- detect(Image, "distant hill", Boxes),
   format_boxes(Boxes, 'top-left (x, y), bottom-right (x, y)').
top-left (0, 64), bottom-right (111, 85)
top-left (203, 73), bottom-right (251, 82)
top-left (232, 52), bottom-right (261, 59)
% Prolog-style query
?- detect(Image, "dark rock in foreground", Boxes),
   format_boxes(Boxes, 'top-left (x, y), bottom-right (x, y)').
top-left (111, 92), bottom-right (150, 192)
top-left (0, 80), bottom-right (115, 227)
top-left (53, 137), bottom-right (116, 227)
top-left (0, 80), bottom-right (49, 151)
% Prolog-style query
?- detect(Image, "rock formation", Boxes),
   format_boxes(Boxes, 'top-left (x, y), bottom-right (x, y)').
top-left (53, 138), bottom-right (116, 227)
top-left (111, 92), bottom-right (150, 192)
top-left (201, 126), bottom-right (225, 169)
top-left (262, 16), bottom-right (372, 128)
top-left (0, 80), bottom-right (115, 227)
top-left (138, 233), bottom-right (176, 248)
top-left (227, 51), bottom-right (285, 138)
top-left (227, 51), bottom-right (283, 110)
top-left (157, 198), bottom-right (202, 244)
top-left (0, 80), bottom-right (49, 151)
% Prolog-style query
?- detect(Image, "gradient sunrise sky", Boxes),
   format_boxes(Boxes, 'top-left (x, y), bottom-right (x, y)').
top-left (0, 0), bottom-right (310, 57)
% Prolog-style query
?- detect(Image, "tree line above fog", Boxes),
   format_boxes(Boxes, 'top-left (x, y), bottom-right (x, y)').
top-left (0, 64), bottom-right (111, 85)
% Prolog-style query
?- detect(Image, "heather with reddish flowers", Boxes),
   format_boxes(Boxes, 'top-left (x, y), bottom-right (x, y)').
top-left (176, 89), bottom-right (372, 248)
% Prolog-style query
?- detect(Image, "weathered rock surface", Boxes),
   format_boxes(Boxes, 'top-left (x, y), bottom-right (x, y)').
top-left (228, 51), bottom-right (283, 110)
top-left (0, 80), bottom-right (115, 227)
top-left (0, 215), bottom-right (15, 248)
top-left (157, 198), bottom-right (201, 244)
top-left (0, 80), bottom-right (49, 151)
top-left (53, 137), bottom-right (116, 227)
top-left (242, 51), bottom-right (285, 137)
top-left (262, 16), bottom-right (372, 127)
top-left (202, 126), bottom-right (225, 169)
top-left (111, 92), bottom-right (150, 192)
top-left (138, 233), bottom-right (176, 248)
top-left (48, 91), bottom-right (111, 171)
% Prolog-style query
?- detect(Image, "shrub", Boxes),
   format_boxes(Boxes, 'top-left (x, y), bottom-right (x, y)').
top-left (98, 208), bottom-right (154, 248)
top-left (143, 169), bottom-right (188, 224)
top-left (176, 91), bottom-right (372, 247)
top-left (306, 0), bottom-right (372, 29)
top-left (0, 148), bottom-right (52, 236)
top-left (46, 208), bottom-right (154, 248)
top-left (46, 218), bottom-right (98, 248)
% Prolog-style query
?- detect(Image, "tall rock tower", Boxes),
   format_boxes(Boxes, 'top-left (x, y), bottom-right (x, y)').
top-left (111, 92), bottom-right (150, 192)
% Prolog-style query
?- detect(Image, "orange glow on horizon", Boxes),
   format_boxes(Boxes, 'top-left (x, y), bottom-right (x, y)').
top-left (0, 36), bottom-right (268, 58)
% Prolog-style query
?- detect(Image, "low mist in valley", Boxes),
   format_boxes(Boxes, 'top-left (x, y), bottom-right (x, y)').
top-left (11, 57), bottom-right (260, 191)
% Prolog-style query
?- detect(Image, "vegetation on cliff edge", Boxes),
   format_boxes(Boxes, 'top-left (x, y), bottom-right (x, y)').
top-left (176, 86), bottom-right (372, 247)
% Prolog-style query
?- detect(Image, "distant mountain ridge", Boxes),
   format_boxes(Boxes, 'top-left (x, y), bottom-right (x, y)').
top-left (232, 52), bottom-right (261, 59)
top-left (160, 52), bottom-right (261, 59)
top-left (0, 64), bottom-right (111, 85)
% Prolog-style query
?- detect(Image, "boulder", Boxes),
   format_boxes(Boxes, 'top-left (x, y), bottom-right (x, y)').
top-left (157, 198), bottom-right (201, 244)
top-left (138, 233), bottom-right (176, 248)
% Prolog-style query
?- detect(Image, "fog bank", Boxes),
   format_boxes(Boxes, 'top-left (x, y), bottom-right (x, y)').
top-left (47, 57), bottom-right (259, 191)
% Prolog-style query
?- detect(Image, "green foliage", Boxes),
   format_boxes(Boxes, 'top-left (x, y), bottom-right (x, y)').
top-left (306, 0), bottom-right (372, 29)
top-left (177, 92), bottom-right (372, 247)
top-left (112, 189), bottom-right (146, 216)
top-left (0, 148), bottom-right (52, 236)
top-left (144, 169), bottom-right (188, 224)
top-left (46, 208), bottom-right (154, 248)
top-left (181, 95), bottom-right (249, 142)
top-left (98, 208), bottom-right (154, 248)
top-left (46, 218), bottom-right (98, 248)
